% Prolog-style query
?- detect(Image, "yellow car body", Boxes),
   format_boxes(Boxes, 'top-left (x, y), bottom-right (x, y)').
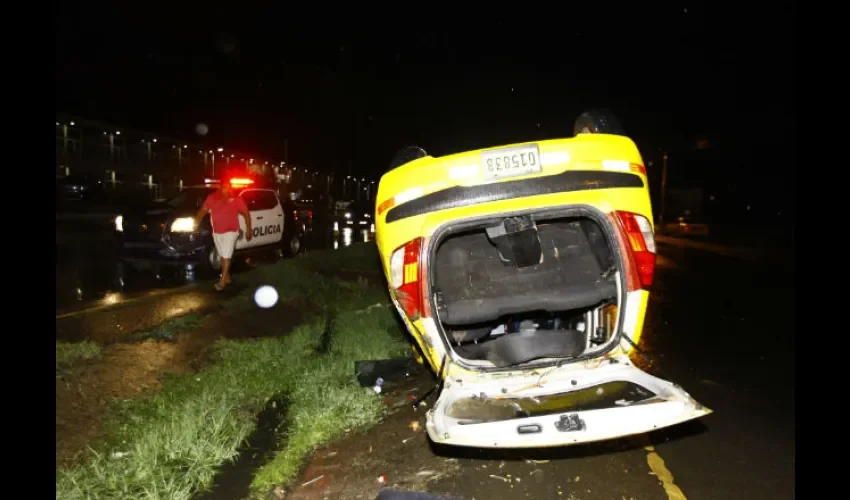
top-left (374, 130), bottom-right (710, 449)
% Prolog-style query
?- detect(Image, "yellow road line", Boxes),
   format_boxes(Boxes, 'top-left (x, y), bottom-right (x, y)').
top-left (643, 443), bottom-right (688, 500)
top-left (55, 286), bottom-right (195, 320)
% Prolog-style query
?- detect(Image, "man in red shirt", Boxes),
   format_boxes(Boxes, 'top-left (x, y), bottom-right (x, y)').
top-left (195, 183), bottom-right (252, 291)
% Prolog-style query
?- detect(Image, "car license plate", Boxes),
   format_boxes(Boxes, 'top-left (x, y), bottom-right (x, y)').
top-left (481, 144), bottom-right (542, 179)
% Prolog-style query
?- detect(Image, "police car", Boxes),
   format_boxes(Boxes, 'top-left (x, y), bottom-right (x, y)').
top-left (114, 177), bottom-right (304, 274)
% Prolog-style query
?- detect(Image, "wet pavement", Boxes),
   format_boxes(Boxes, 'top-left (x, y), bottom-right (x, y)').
top-left (55, 218), bottom-right (794, 499)
top-left (56, 220), bottom-right (373, 317)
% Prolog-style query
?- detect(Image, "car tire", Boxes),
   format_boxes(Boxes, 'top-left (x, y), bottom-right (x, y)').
top-left (284, 232), bottom-right (302, 257)
top-left (573, 109), bottom-right (626, 136)
top-left (389, 145), bottom-right (428, 171)
top-left (199, 243), bottom-right (221, 274)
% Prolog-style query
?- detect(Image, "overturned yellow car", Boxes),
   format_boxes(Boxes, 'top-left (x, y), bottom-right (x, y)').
top-left (375, 110), bottom-right (710, 449)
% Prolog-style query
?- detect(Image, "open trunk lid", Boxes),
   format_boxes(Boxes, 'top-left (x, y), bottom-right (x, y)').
top-left (427, 353), bottom-right (711, 448)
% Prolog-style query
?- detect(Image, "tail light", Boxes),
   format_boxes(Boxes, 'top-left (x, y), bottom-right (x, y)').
top-left (612, 211), bottom-right (656, 290)
top-left (390, 237), bottom-right (425, 320)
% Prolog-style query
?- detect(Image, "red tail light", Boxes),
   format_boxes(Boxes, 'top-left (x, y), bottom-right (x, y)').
top-left (612, 211), bottom-right (656, 290)
top-left (390, 237), bottom-right (425, 320)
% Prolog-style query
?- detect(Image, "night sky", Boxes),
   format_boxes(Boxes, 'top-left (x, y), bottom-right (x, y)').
top-left (56, 5), bottom-right (794, 186)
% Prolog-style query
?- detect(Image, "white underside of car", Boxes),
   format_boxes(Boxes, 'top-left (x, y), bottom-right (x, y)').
top-left (425, 351), bottom-right (710, 448)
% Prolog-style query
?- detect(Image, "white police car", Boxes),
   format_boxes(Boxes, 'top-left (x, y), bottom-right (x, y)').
top-left (114, 177), bottom-right (304, 274)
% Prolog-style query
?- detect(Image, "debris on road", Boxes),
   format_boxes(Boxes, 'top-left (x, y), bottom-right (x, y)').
top-left (354, 303), bottom-right (389, 314)
top-left (300, 474), bottom-right (325, 487)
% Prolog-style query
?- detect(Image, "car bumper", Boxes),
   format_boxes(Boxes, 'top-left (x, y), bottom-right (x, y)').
top-left (118, 240), bottom-right (204, 263)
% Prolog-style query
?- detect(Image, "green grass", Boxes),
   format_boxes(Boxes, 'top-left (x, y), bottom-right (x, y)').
top-left (56, 341), bottom-right (101, 367)
top-left (56, 244), bottom-right (408, 500)
top-left (300, 241), bottom-right (382, 274)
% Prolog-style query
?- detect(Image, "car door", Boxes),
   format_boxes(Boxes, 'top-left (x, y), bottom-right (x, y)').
top-left (234, 190), bottom-right (256, 251)
top-left (239, 189), bottom-right (284, 247)
top-left (426, 351), bottom-right (710, 449)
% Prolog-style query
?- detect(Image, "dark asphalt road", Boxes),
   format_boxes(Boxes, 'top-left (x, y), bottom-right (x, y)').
top-left (55, 221), bottom-right (794, 499)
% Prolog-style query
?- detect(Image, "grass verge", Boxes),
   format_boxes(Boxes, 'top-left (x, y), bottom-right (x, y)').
top-left (56, 244), bottom-right (409, 500)
top-left (300, 239), bottom-right (383, 274)
top-left (56, 341), bottom-right (101, 368)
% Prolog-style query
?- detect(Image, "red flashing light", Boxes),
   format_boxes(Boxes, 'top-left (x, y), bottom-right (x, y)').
top-left (230, 177), bottom-right (254, 187)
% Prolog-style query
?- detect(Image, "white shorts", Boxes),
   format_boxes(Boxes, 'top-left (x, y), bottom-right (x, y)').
top-left (212, 231), bottom-right (239, 259)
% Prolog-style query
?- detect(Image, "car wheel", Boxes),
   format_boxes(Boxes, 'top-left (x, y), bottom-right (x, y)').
top-left (389, 145), bottom-right (428, 171)
top-left (573, 109), bottom-right (626, 136)
top-left (199, 244), bottom-right (221, 273)
top-left (285, 233), bottom-right (302, 257)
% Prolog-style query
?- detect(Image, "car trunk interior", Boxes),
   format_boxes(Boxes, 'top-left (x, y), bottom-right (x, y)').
top-left (431, 210), bottom-right (623, 368)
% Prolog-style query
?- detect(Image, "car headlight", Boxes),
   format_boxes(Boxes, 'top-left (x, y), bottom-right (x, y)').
top-left (114, 215), bottom-right (123, 232)
top-left (364, 213), bottom-right (371, 219)
top-left (344, 212), bottom-right (352, 219)
top-left (170, 217), bottom-right (196, 232)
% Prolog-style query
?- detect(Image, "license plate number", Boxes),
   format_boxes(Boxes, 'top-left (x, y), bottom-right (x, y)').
top-left (481, 144), bottom-right (542, 179)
